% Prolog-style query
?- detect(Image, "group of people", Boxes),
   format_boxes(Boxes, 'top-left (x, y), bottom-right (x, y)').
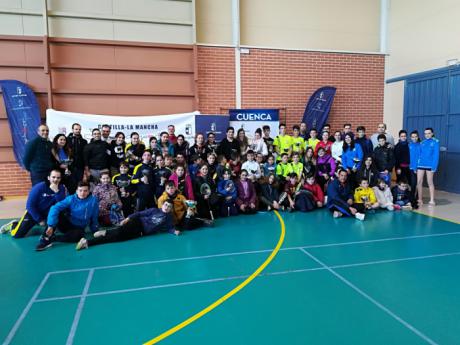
top-left (0, 120), bottom-right (439, 251)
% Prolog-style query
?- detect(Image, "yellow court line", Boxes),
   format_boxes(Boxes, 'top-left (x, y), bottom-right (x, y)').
top-left (143, 211), bottom-right (286, 345)
top-left (412, 210), bottom-right (460, 225)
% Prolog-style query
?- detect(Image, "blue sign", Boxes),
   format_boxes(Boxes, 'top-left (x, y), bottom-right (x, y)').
top-left (195, 115), bottom-right (229, 142)
top-left (302, 86), bottom-right (336, 132)
top-left (229, 109), bottom-right (279, 122)
top-left (0, 80), bottom-right (41, 167)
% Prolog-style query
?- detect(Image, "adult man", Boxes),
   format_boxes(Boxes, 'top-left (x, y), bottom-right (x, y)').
top-left (371, 123), bottom-right (395, 148)
top-left (326, 169), bottom-right (365, 220)
top-left (1, 170), bottom-right (67, 237)
top-left (83, 128), bottom-right (110, 185)
top-left (67, 123), bottom-right (87, 193)
top-left (36, 181), bottom-right (99, 251)
top-left (23, 124), bottom-right (55, 185)
top-left (299, 122), bottom-right (309, 139)
top-left (167, 125), bottom-right (177, 145)
top-left (101, 124), bottom-right (113, 143)
top-left (76, 200), bottom-right (178, 250)
top-left (341, 123), bottom-right (354, 140)
top-left (217, 127), bottom-right (240, 160)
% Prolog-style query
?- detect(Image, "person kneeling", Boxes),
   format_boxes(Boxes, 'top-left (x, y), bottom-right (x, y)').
top-left (76, 201), bottom-right (178, 250)
top-left (36, 181), bottom-right (98, 251)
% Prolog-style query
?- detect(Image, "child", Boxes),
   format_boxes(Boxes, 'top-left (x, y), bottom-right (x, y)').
top-left (188, 154), bottom-right (202, 179)
top-left (263, 154), bottom-right (277, 176)
top-left (273, 123), bottom-right (292, 161)
top-left (215, 155), bottom-right (229, 181)
top-left (289, 152), bottom-right (304, 180)
top-left (306, 128), bottom-right (320, 152)
top-left (206, 152), bottom-right (218, 180)
top-left (259, 174), bottom-right (281, 211)
top-left (164, 154), bottom-right (174, 171)
top-left (256, 152), bottom-right (265, 178)
top-left (276, 153), bottom-right (292, 182)
top-left (132, 151), bottom-right (156, 211)
top-left (125, 132), bottom-right (145, 172)
top-left (303, 147), bottom-right (317, 177)
top-left (280, 173), bottom-right (298, 212)
top-left (314, 131), bottom-right (333, 157)
top-left (356, 156), bottom-right (379, 188)
top-left (217, 169), bottom-right (238, 217)
top-left (409, 130), bottom-right (421, 206)
top-left (76, 201), bottom-right (178, 250)
top-left (391, 179), bottom-right (412, 210)
top-left (394, 130), bottom-right (411, 184)
top-left (158, 182), bottom-right (210, 230)
top-left (153, 154), bottom-right (172, 200)
top-left (194, 164), bottom-right (220, 219)
top-left (229, 152), bottom-right (242, 177)
top-left (236, 169), bottom-right (258, 214)
top-left (316, 147), bottom-right (336, 190)
top-left (93, 171), bottom-right (123, 226)
top-left (372, 178), bottom-right (394, 211)
top-left (301, 174), bottom-right (325, 211)
top-left (354, 178), bottom-right (379, 212)
top-left (169, 164), bottom-right (195, 200)
top-left (112, 162), bottom-right (135, 217)
top-left (373, 134), bottom-right (395, 186)
top-left (291, 125), bottom-right (305, 156)
top-left (241, 150), bottom-right (261, 183)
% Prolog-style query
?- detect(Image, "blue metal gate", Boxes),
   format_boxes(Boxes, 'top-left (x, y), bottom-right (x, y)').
top-left (402, 65), bottom-right (460, 193)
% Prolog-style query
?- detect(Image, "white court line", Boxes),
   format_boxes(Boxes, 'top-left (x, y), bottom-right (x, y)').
top-left (47, 231), bottom-right (460, 275)
top-left (65, 269), bottom-right (94, 345)
top-left (2, 273), bottom-right (51, 345)
top-left (33, 251), bottom-right (460, 304)
top-left (300, 248), bottom-right (439, 345)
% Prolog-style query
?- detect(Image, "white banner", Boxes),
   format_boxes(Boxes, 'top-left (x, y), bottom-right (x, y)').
top-left (46, 109), bottom-right (199, 143)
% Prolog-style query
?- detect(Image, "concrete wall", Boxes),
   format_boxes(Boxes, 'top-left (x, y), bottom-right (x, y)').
top-left (384, 0), bottom-right (460, 137)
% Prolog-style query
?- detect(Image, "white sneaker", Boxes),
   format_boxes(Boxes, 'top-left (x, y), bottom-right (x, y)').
top-left (402, 205), bottom-right (412, 210)
top-left (76, 238), bottom-right (88, 251)
top-left (93, 230), bottom-right (107, 238)
top-left (386, 205), bottom-right (394, 211)
top-left (333, 211), bottom-right (343, 218)
top-left (0, 220), bottom-right (15, 234)
top-left (355, 212), bottom-right (365, 221)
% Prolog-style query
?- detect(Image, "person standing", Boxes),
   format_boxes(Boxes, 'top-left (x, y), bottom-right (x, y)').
top-left (417, 128), bottom-right (439, 206)
top-left (83, 128), bottom-right (111, 185)
top-left (67, 123), bottom-right (87, 193)
top-left (370, 123), bottom-right (395, 148)
top-left (217, 127), bottom-right (240, 161)
top-left (23, 124), bottom-right (55, 186)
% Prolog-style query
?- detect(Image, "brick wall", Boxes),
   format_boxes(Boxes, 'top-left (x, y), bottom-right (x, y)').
top-left (197, 46), bottom-right (385, 133)
top-left (0, 163), bottom-right (31, 196)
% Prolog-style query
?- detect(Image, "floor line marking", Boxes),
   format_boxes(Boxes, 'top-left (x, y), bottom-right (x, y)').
top-left (65, 269), bottom-right (94, 345)
top-left (47, 231), bottom-right (460, 275)
top-left (142, 210), bottom-right (286, 345)
top-left (33, 251), bottom-right (460, 303)
top-left (300, 248), bottom-right (439, 345)
top-left (2, 273), bottom-right (51, 345)
top-left (412, 210), bottom-right (460, 225)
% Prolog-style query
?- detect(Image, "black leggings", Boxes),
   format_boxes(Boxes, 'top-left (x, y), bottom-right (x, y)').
top-left (47, 213), bottom-right (85, 243)
top-left (11, 211), bottom-right (38, 238)
top-left (88, 218), bottom-right (143, 246)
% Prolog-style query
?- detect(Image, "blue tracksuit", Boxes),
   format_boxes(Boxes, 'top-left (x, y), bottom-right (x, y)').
top-left (47, 194), bottom-right (99, 232)
top-left (417, 138), bottom-right (440, 171)
top-left (409, 142), bottom-right (421, 172)
top-left (129, 208), bottom-right (174, 235)
top-left (27, 182), bottom-right (67, 222)
top-left (326, 179), bottom-right (353, 215)
top-left (341, 143), bottom-right (364, 170)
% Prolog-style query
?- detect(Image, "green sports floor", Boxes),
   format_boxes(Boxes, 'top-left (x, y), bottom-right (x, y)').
top-left (1, 210), bottom-right (459, 345)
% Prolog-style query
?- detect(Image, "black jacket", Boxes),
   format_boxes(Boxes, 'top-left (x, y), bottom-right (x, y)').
top-left (260, 183), bottom-right (280, 207)
top-left (83, 140), bottom-right (110, 170)
top-left (394, 141), bottom-right (410, 168)
top-left (217, 138), bottom-right (240, 160)
top-left (67, 133), bottom-right (87, 169)
top-left (23, 137), bottom-right (55, 173)
top-left (373, 144), bottom-right (395, 172)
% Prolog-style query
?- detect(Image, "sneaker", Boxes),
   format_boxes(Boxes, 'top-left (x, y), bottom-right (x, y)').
top-left (35, 236), bottom-right (52, 251)
top-left (93, 230), bottom-right (107, 238)
top-left (76, 238), bottom-right (88, 251)
top-left (355, 212), bottom-right (365, 221)
top-left (333, 211), bottom-right (343, 218)
top-left (386, 205), bottom-right (394, 211)
top-left (402, 204), bottom-right (412, 210)
top-left (428, 201), bottom-right (436, 207)
top-left (0, 220), bottom-right (15, 234)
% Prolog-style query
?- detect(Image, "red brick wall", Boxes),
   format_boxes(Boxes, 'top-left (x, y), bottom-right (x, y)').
top-left (197, 46), bottom-right (385, 133)
top-left (0, 163), bottom-right (31, 196)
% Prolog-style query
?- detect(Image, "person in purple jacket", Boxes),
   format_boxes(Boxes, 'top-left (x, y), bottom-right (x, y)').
top-left (236, 169), bottom-right (258, 214)
top-left (76, 200), bottom-right (178, 250)
top-left (3, 170), bottom-right (67, 238)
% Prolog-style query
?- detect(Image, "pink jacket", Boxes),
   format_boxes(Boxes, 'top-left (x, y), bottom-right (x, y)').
top-left (169, 173), bottom-right (195, 200)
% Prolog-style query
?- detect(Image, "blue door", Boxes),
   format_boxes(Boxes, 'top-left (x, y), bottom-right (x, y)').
top-left (403, 66), bottom-right (460, 193)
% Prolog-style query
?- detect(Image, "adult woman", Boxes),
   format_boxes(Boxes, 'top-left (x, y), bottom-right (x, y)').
top-left (125, 132), bottom-right (146, 172)
top-left (193, 164), bottom-right (219, 219)
top-left (237, 128), bottom-right (249, 155)
top-left (173, 134), bottom-right (189, 159)
top-left (189, 133), bottom-right (207, 163)
top-left (147, 136), bottom-right (161, 157)
top-left (303, 147), bottom-right (316, 177)
top-left (51, 134), bottom-right (73, 189)
top-left (158, 131), bottom-right (174, 157)
top-left (417, 128), bottom-right (439, 206)
top-left (331, 131), bottom-right (343, 163)
top-left (205, 132), bottom-right (218, 156)
top-left (341, 134), bottom-right (363, 188)
top-left (110, 132), bottom-right (126, 176)
top-left (250, 128), bottom-right (268, 156)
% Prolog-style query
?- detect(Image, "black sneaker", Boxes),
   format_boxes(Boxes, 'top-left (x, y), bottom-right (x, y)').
top-left (35, 236), bottom-right (52, 251)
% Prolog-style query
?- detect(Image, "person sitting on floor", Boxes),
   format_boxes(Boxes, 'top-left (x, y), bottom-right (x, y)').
top-left (1, 170), bottom-right (67, 238)
top-left (391, 178), bottom-right (413, 210)
top-left (236, 169), bottom-right (258, 214)
top-left (217, 169), bottom-right (238, 217)
top-left (76, 200), bottom-right (178, 250)
top-left (300, 174), bottom-right (325, 211)
top-left (92, 171), bottom-right (123, 226)
top-left (158, 181), bottom-right (211, 230)
top-left (372, 178), bottom-right (395, 211)
top-left (259, 173), bottom-right (281, 211)
top-left (36, 181), bottom-right (99, 251)
top-left (326, 169), bottom-right (365, 221)
top-left (354, 178), bottom-right (379, 212)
